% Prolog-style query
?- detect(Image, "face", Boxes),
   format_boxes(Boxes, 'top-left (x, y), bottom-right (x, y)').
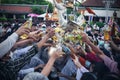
top-left (74, 45), bottom-right (82, 54)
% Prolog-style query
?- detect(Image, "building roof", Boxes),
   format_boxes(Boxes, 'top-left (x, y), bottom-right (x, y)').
top-left (82, 0), bottom-right (120, 8)
top-left (0, 4), bottom-right (48, 14)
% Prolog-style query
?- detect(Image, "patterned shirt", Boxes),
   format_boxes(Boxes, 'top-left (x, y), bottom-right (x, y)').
top-left (0, 44), bottom-right (38, 80)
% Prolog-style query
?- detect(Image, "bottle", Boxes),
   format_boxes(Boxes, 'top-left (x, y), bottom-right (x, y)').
top-left (20, 17), bottom-right (32, 39)
top-left (104, 24), bottom-right (110, 41)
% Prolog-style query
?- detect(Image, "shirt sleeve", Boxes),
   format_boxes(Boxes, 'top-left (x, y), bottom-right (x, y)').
top-left (101, 55), bottom-right (119, 73)
top-left (12, 46), bottom-right (33, 59)
top-left (0, 32), bottom-right (18, 58)
top-left (9, 44), bottom-right (38, 72)
top-left (76, 66), bottom-right (89, 80)
top-left (19, 68), bottom-right (34, 76)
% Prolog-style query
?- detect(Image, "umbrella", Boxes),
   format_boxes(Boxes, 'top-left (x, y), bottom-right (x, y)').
top-left (28, 13), bottom-right (39, 17)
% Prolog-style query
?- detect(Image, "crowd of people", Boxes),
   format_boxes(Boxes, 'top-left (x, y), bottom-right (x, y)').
top-left (0, 18), bottom-right (120, 80)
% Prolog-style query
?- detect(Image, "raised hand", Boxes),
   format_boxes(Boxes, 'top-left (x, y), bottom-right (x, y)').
top-left (51, 49), bottom-right (64, 59)
top-left (46, 27), bottom-right (55, 38)
top-left (15, 25), bottom-right (30, 36)
top-left (71, 54), bottom-right (82, 68)
top-left (28, 30), bottom-right (42, 42)
top-left (81, 33), bottom-right (91, 43)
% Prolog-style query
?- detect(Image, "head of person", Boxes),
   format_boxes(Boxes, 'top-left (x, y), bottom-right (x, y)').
top-left (81, 72), bottom-right (97, 80)
top-left (74, 44), bottom-right (84, 56)
top-left (31, 24), bottom-right (38, 31)
top-left (23, 72), bottom-right (48, 80)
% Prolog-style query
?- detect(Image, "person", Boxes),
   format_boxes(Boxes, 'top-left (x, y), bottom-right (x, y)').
top-left (0, 24), bottom-right (30, 58)
top-left (59, 43), bottom-right (89, 80)
top-left (81, 32), bottom-right (120, 74)
top-left (72, 54), bottom-right (89, 80)
top-left (0, 28), bottom-right (55, 80)
top-left (23, 49), bottom-right (64, 80)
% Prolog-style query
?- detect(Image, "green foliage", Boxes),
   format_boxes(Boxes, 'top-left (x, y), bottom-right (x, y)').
top-left (0, 17), bottom-right (7, 21)
top-left (89, 21), bottom-right (94, 26)
top-left (1, 0), bottom-right (54, 13)
top-left (1, 0), bottom-right (46, 4)
top-left (82, 23), bottom-right (86, 27)
top-left (76, 12), bottom-right (80, 17)
top-left (96, 22), bottom-right (104, 28)
top-left (47, 3), bottom-right (54, 13)
top-left (67, 8), bottom-right (73, 14)
top-left (31, 6), bottom-right (45, 14)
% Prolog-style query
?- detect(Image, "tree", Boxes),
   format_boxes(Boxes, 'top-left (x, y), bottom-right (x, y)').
top-left (47, 3), bottom-right (54, 13)
top-left (1, 0), bottom-right (54, 13)
top-left (31, 6), bottom-right (45, 14)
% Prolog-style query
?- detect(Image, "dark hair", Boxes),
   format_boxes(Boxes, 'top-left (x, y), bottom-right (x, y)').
top-left (102, 73), bottom-right (120, 80)
top-left (81, 72), bottom-right (97, 80)
top-left (32, 23), bottom-right (37, 26)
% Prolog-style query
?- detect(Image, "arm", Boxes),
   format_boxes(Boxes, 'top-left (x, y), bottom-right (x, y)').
top-left (12, 39), bottom-right (33, 51)
top-left (0, 25), bottom-right (30, 58)
top-left (81, 33), bottom-right (104, 55)
top-left (41, 55), bottom-right (56, 76)
top-left (80, 46), bottom-right (87, 55)
top-left (99, 54), bottom-right (119, 73)
top-left (11, 28), bottom-right (55, 71)
top-left (43, 43), bottom-right (52, 47)
top-left (19, 64), bottom-right (45, 76)
top-left (65, 43), bottom-right (76, 54)
top-left (37, 28), bottom-right (54, 49)
top-left (41, 49), bottom-right (64, 76)
top-left (109, 40), bottom-right (120, 52)
top-left (72, 54), bottom-right (89, 80)
top-left (81, 33), bottom-right (119, 73)
top-left (0, 33), bottom-right (18, 58)
top-left (86, 42), bottom-right (103, 55)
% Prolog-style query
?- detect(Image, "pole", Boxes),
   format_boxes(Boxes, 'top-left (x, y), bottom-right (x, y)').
top-left (73, 0), bottom-right (76, 21)
top-left (103, 0), bottom-right (115, 23)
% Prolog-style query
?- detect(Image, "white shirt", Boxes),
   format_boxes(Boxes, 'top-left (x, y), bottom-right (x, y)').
top-left (76, 66), bottom-right (89, 80)
top-left (0, 33), bottom-right (18, 58)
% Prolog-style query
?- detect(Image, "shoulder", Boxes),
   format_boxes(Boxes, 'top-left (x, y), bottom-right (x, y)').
top-left (23, 72), bottom-right (48, 80)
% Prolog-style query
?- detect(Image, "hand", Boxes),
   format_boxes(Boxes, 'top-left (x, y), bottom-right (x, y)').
top-left (46, 27), bottom-right (55, 38)
top-left (71, 54), bottom-right (82, 68)
top-left (28, 31), bottom-right (41, 42)
top-left (85, 43), bottom-right (92, 52)
top-left (15, 25), bottom-right (30, 36)
top-left (81, 33), bottom-right (91, 43)
top-left (51, 49), bottom-right (64, 59)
